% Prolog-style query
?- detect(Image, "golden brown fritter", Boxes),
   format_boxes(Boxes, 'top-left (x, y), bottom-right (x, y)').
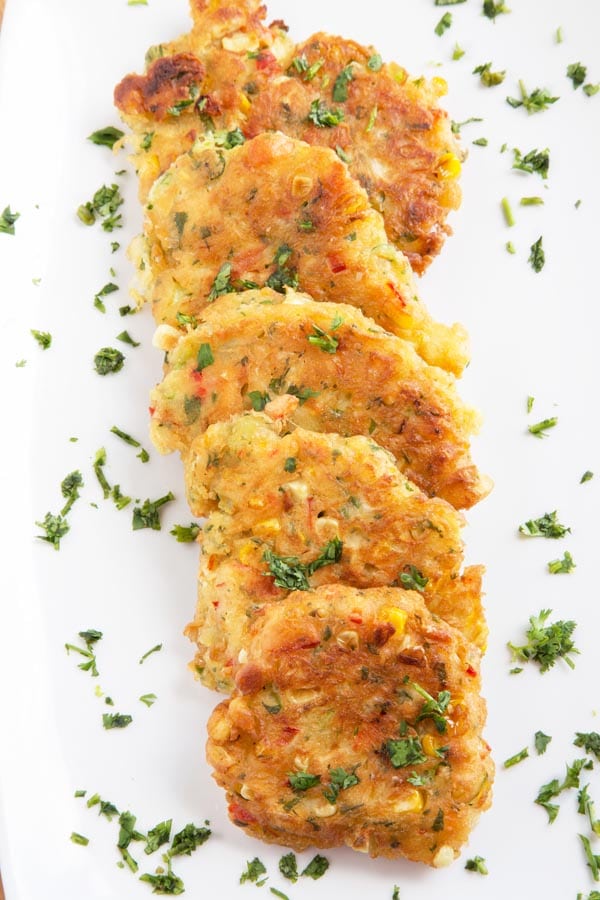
top-left (139, 133), bottom-right (468, 375)
top-left (151, 289), bottom-right (489, 509)
top-left (184, 411), bottom-right (486, 691)
top-left (114, 0), bottom-right (463, 272)
top-left (206, 583), bottom-right (493, 865)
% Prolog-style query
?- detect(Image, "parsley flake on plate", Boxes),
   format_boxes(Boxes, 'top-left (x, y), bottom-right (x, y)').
top-left (132, 492), bottom-right (175, 531)
top-left (30, 329), bottom-right (52, 349)
top-left (102, 712), bottom-right (133, 729)
top-left (548, 551), bottom-right (576, 574)
top-left (170, 523), bottom-right (200, 542)
top-left (87, 126), bottom-right (125, 149)
top-left (519, 511), bottom-right (570, 538)
top-left (434, 12), bottom-right (452, 36)
top-left (94, 347), bottom-right (125, 375)
top-left (307, 99), bottom-right (345, 128)
top-left (507, 81), bottom-right (559, 113)
top-left (508, 609), bottom-right (579, 672)
top-left (0, 205), bottom-right (20, 234)
top-left (528, 236), bottom-right (545, 272)
top-left (279, 852), bottom-right (298, 883)
top-left (465, 856), bottom-right (488, 874)
top-left (301, 854), bottom-right (330, 880)
top-left (240, 857), bottom-right (268, 885)
top-left (528, 415), bottom-right (557, 437)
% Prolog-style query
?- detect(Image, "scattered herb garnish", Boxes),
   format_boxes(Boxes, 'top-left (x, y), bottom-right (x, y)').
top-left (580, 834), bottom-right (600, 881)
top-left (501, 197), bottom-right (515, 227)
top-left (70, 832), bottom-right (89, 846)
top-left (116, 330), bottom-right (140, 348)
top-left (170, 523), bottom-right (200, 542)
top-left (472, 137), bottom-right (488, 146)
top-left (535, 731), bottom-right (552, 754)
top-left (288, 771), bottom-right (321, 792)
top-left (584, 83), bottom-right (600, 97)
top-left (574, 733), bottom-right (600, 762)
top-left (332, 64), bottom-right (354, 102)
top-left (465, 856), bottom-right (488, 874)
top-left (139, 644), bottom-right (163, 665)
top-left (139, 866), bottom-right (184, 895)
top-left (567, 62), bottom-right (587, 89)
top-left (144, 820), bottom-right (172, 855)
top-left (0, 205), bottom-right (20, 235)
top-left (265, 244), bottom-right (299, 293)
top-left (65, 629), bottom-right (103, 677)
top-left (132, 492), bottom-right (175, 531)
top-left (413, 683), bottom-right (451, 733)
top-left (367, 53), bottom-right (383, 71)
top-left (581, 470), bottom-right (594, 484)
top-left (94, 347), bottom-right (125, 376)
top-left (548, 551), bottom-right (576, 574)
top-left (322, 767), bottom-right (360, 804)
top-left (507, 81), bottom-right (559, 113)
top-left (482, 0), bottom-right (510, 19)
top-left (102, 712), bottom-right (133, 729)
top-left (78, 183), bottom-right (124, 231)
top-left (279, 852), bottom-right (298, 883)
top-left (240, 857), bottom-right (268, 885)
top-left (87, 127), bottom-right (124, 149)
top-left (451, 117), bottom-right (483, 134)
top-left (512, 147), bottom-right (550, 178)
top-left (399, 565), bottom-right (428, 592)
top-left (528, 236), bottom-right (545, 272)
top-left (386, 736), bottom-right (427, 768)
top-left (434, 12), bottom-right (452, 35)
top-left (301, 855), bottom-right (329, 880)
top-left (504, 747), bottom-right (529, 768)
top-left (31, 329), bottom-right (52, 349)
top-left (139, 694), bottom-right (157, 707)
top-left (36, 513), bottom-right (70, 550)
top-left (508, 609), bottom-right (579, 672)
top-left (473, 62), bottom-right (505, 86)
top-left (528, 415), bottom-right (557, 437)
top-left (168, 822), bottom-right (211, 857)
top-left (519, 511), bottom-right (570, 538)
top-left (307, 324), bottom-right (339, 353)
top-left (207, 262), bottom-right (234, 301)
top-left (60, 470), bottom-right (84, 515)
top-left (452, 42), bottom-right (465, 60)
top-left (520, 196), bottom-right (544, 206)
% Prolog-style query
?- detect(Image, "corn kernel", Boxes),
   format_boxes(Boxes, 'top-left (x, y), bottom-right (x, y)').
top-left (239, 783), bottom-right (254, 800)
top-left (291, 174), bottom-right (313, 198)
top-left (421, 734), bottom-right (439, 758)
top-left (238, 93), bottom-right (251, 113)
top-left (433, 845), bottom-right (455, 868)
top-left (438, 152), bottom-right (461, 179)
top-left (380, 606), bottom-right (408, 636)
top-left (393, 788), bottom-right (425, 814)
top-left (255, 518), bottom-right (281, 536)
top-left (248, 496), bottom-right (265, 509)
top-left (238, 542), bottom-right (256, 565)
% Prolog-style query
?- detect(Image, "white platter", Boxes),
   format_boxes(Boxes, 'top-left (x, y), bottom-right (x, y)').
top-left (1, 0), bottom-right (599, 897)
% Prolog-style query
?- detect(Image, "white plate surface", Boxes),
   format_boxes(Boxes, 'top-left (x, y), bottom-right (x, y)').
top-left (1, 0), bottom-right (599, 897)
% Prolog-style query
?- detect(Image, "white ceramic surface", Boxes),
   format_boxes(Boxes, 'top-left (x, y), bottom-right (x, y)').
top-left (1, 1), bottom-right (599, 897)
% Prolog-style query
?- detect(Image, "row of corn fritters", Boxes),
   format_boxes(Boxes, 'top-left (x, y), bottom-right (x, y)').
top-left (115, 0), bottom-right (493, 869)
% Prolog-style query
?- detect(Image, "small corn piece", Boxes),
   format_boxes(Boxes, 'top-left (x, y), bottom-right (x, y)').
top-left (421, 734), bottom-right (440, 758)
top-left (433, 845), bottom-right (455, 868)
top-left (393, 788), bottom-right (425, 814)
top-left (431, 75), bottom-right (448, 97)
top-left (292, 175), bottom-right (313, 198)
top-left (254, 518), bottom-right (281, 536)
top-left (336, 630), bottom-right (359, 651)
top-left (311, 801), bottom-right (337, 818)
top-left (380, 606), bottom-right (408, 637)
top-left (438, 152), bottom-right (461, 179)
top-left (248, 496), bottom-right (265, 509)
top-left (238, 542), bottom-right (256, 566)
top-left (239, 783), bottom-right (254, 801)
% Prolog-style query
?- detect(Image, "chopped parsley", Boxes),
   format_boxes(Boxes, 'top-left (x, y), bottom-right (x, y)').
top-left (547, 551), bottom-right (575, 574)
top-left (584, 83), bottom-right (600, 97)
top-left (332, 64), bottom-right (354, 102)
top-left (472, 137), bottom-right (488, 146)
top-left (144, 820), bottom-right (172, 855)
top-left (240, 857), bottom-right (267, 885)
top-left (473, 62), bottom-right (506, 86)
top-left (512, 147), bottom-right (550, 178)
top-left (288, 771), bottom-right (321, 792)
top-left (94, 347), bottom-right (125, 376)
top-left (284, 457), bottom-right (297, 473)
top-left (132, 492), bottom-right (175, 531)
top-left (528, 415), bottom-right (557, 437)
top-left (116, 330), bottom-right (140, 348)
top-left (322, 766), bottom-right (360, 804)
top-left (535, 731), bottom-right (552, 755)
top-left (70, 832), bottom-right (89, 846)
top-left (279, 852), bottom-right (298, 882)
top-left (139, 643), bottom-right (163, 664)
top-left (214, 127), bottom-right (246, 149)
top-left (247, 390), bottom-right (270, 411)
top-left (501, 197), bottom-right (515, 227)
top-left (0, 205), bottom-right (20, 235)
top-left (263, 538), bottom-right (342, 591)
top-left (578, 785), bottom-right (600, 836)
top-left (503, 747), bottom-right (529, 768)
top-left (436, 0), bottom-right (466, 4)
top-left (36, 512), bottom-right (70, 550)
top-left (451, 117), bottom-right (484, 134)
top-left (196, 343), bottom-right (214, 371)
top-left (87, 126), bottom-right (124, 149)
top-left (528, 236), bottom-right (545, 272)
top-left (519, 511), bottom-right (570, 538)
top-left (452, 43), bottom-right (465, 60)
top-left (93, 281), bottom-right (119, 313)
top-left (574, 732), bottom-right (600, 762)
top-left (168, 822), bottom-right (211, 857)
top-left (207, 262), bottom-right (234, 300)
top-left (434, 12), bottom-right (452, 35)
top-left (77, 183), bottom-right (124, 231)
top-left (290, 54), bottom-right (324, 81)
top-left (307, 99), bottom-right (344, 128)
top-left (170, 523), bottom-right (200, 542)
top-left (567, 62), bottom-right (587, 89)
top-left (508, 609), bottom-right (579, 672)
top-left (465, 856), bottom-right (488, 874)
top-left (270, 890), bottom-right (289, 900)
top-left (507, 81), bottom-right (559, 114)
top-left (385, 736), bottom-right (427, 768)
top-left (102, 712), bottom-right (133, 729)
top-left (139, 867), bottom-right (184, 895)
top-left (65, 629), bottom-right (102, 677)
top-left (399, 565), bottom-right (428, 592)
top-left (580, 834), bottom-right (600, 882)
top-left (139, 694), bottom-right (157, 707)
top-left (307, 324), bottom-right (339, 353)
top-left (413, 684), bottom-right (451, 733)
top-left (60, 470), bottom-right (84, 515)
top-left (520, 196), bottom-right (544, 206)
top-left (265, 244), bottom-right (299, 293)
top-left (31, 329), bottom-right (52, 349)
top-left (301, 855), bottom-right (329, 880)
top-left (581, 470), bottom-right (594, 484)
top-left (367, 53), bottom-right (383, 71)
top-left (482, 0), bottom-right (510, 19)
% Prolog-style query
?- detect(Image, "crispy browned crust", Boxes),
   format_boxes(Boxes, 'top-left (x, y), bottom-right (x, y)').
top-left (141, 133), bottom-right (468, 375)
top-left (183, 411), bottom-right (487, 690)
top-left (114, 1), bottom-right (462, 271)
top-left (206, 584), bottom-right (493, 864)
top-left (114, 54), bottom-right (207, 120)
top-left (150, 289), bottom-right (489, 509)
